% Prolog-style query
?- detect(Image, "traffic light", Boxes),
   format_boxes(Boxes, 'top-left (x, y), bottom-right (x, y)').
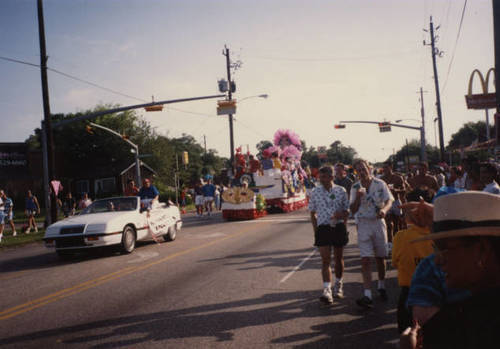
top-left (182, 151), bottom-right (189, 166)
top-left (122, 134), bottom-right (129, 140)
top-left (85, 125), bottom-right (94, 134)
top-left (378, 122), bottom-right (391, 133)
top-left (144, 105), bottom-right (164, 112)
top-left (334, 124), bottom-right (346, 129)
top-left (218, 79), bottom-right (228, 92)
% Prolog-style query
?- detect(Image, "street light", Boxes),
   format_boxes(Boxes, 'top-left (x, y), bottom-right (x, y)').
top-left (88, 122), bottom-right (141, 185)
top-left (225, 93), bottom-right (268, 167)
top-left (238, 94), bottom-right (269, 102)
top-left (395, 119), bottom-right (420, 123)
top-left (395, 118), bottom-right (427, 162)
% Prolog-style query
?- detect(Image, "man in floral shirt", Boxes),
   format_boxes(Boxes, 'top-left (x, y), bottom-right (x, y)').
top-left (350, 159), bottom-right (394, 309)
top-left (309, 166), bottom-right (349, 305)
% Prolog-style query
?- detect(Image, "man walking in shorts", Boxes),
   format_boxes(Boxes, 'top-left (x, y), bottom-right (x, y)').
top-left (202, 178), bottom-right (216, 216)
top-left (309, 166), bottom-right (349, 305)
top-left (350, 159), bottom-right (394, 308)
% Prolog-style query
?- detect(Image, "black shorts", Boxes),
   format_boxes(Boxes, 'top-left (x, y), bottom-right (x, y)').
top-left (315, 223), bottom-right (349, 247)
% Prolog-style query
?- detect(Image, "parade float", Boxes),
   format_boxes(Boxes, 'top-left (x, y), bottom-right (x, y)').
top-left (221, 129), bottom-right (309, 220)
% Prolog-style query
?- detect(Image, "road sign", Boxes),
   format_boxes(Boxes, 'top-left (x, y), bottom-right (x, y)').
top-left (465, 93), bottom-right (497, 110)
top-left (217, 100), bottom-right (237, 115)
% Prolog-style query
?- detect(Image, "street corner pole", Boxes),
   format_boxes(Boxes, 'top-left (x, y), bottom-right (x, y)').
top-left (38, 0), bottom-right (57, 223)
top-left (135, 146), bottom-right (141, 186)
top-left (224, 46), bottom-right (235, 168)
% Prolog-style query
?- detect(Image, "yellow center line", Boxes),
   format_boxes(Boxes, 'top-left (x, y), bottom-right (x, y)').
top-left (0, 222), bottom-right (267, 321)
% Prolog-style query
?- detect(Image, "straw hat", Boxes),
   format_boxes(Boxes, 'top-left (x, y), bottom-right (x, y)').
top-left (415, 191), bottom-right (500, 241)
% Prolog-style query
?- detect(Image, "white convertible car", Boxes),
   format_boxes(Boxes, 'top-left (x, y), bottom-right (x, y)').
top-left (43, 196), bottom-right (182, 256)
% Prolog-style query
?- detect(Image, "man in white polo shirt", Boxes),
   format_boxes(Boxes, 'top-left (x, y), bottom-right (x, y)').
top-left (350, 159), bottom-right (394, 309)
top-left (309, 166), bottom-right (350, 305)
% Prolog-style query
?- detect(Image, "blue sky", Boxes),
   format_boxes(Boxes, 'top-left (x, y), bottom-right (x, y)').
top-left (0, 0), bottom-right (494, 162)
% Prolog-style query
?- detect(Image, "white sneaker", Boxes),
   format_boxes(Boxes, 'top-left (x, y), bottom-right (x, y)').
top-left (333, 281), bottom-right (344, 299)
top-left (35, 226), bottom-right (38, 233)
top-left (13, 231), bottom-right (17, 237)
top-left (319, 287), bottom-right (333, 305)
top-left (0, 233), bottom-right (3, 242)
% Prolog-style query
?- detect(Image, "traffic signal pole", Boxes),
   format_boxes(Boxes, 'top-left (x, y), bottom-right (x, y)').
top-left (337, 120), bottom-right (426, 162)
top-left (223, 46), bottom-right (235, 167)
top-left (88, 122), bottom-right (141, 185)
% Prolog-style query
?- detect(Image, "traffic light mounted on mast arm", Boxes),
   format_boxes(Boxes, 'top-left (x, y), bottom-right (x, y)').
top-left (378, 122), bottom-right (391, 132)
top-left (334, 124), bottom-right (346, 129)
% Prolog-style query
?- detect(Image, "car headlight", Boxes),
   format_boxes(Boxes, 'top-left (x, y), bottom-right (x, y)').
top-left (86, 224), bottom-right (107, 233)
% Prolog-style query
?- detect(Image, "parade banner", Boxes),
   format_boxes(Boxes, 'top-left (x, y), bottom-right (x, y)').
top-left (147, 209), bottom-right (175, 242)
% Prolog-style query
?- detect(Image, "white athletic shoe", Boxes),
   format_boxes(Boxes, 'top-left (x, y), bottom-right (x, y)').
top-left (0, 233), bottom-right (3, 243)
top-left (13, 231), bottom-right (17, 237)
top-left (333, 281), bottom-right (344, 299)
top-left (319, 287), bottom-right (333, 305)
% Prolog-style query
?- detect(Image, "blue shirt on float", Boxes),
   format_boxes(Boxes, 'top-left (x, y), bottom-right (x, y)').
top-left (139, 185), bottom-right (159, 200)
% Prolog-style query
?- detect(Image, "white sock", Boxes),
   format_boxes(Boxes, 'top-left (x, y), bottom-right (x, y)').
top-left (323, 282), bottom-right (331, 289)
top-left (378, 280), bottom-right (385, 289)
top-left (364, 289), bottom-right (372, 299)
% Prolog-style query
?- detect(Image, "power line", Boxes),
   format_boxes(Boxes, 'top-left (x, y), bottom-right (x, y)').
top-left (0, 54), bottom-right (147, 103)
top-left (441, 0), bottom-right (468, 93)
top-left (0, 55), bottom-right (40, 68)
top-left (245, 49), bottom-right (419, 63)
top-left (167, 106), bottom-right (219, 118)
top-left (47, 67), bottom-right (147, 103)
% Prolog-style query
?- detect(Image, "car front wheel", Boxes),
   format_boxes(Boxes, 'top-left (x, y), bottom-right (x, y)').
top-left (121, 226), bottom-right (136, 253)
top-left (163, 225), bottom-right (177, 242)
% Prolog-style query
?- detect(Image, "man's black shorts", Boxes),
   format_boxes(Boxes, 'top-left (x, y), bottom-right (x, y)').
top-left (315, 223), bottom-right (348, 247)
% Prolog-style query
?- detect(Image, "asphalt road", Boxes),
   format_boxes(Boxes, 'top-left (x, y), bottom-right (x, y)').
top-left (0, 209), bottom-right (400, 348)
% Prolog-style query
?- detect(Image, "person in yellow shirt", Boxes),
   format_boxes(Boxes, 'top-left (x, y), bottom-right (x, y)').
top-left (392, 204), bottom-right (433, 333)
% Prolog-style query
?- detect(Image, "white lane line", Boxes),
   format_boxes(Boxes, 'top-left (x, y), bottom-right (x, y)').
top-left (279, 248), bottom-right (317, 284)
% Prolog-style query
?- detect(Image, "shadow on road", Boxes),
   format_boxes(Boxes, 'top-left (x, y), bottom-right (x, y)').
top-left (0, 242), bottom-right (156, 273)
top-left (0, 287), bottom-right (398, 348)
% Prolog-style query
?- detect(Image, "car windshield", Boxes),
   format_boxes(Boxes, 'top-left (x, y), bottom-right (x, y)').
top-left (81, 197), bottom-right (137, 214)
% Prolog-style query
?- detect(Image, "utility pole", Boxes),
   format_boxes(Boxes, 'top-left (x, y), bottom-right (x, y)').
top-left (37, 0), bottom-right (57, 224)
top-left (418, 87), bottom-right (428, 162)
top-left (427, 16), bottom-right (445, 161)
top-left (223, 46), bottom-right (235, 167)
top-left (203, 134), bottom-right (207, 154)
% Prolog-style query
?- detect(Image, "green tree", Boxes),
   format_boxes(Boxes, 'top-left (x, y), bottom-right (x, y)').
top-left (389, 139), bottom-right (440, 169)
top-left (25, 104), bottom-right (227, 193)
top-left (448, 121), bottom-right (494, 149)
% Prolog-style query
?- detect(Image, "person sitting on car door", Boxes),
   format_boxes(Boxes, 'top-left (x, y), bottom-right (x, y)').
top-left (139, 178), bottom-right (160, 210)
